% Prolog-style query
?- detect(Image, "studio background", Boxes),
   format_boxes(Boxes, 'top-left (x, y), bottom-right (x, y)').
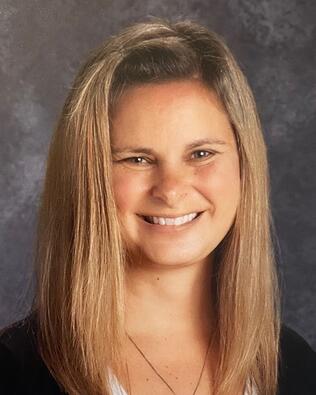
top-left (0, 1), bottom-right (315, 348)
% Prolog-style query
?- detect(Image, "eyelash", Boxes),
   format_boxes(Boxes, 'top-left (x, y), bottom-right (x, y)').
top-left (120, 150), bottom-right (217, 165)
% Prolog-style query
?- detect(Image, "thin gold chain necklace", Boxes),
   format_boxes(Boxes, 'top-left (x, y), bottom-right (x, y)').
top-left (125, 332), bottom-right (213, 395)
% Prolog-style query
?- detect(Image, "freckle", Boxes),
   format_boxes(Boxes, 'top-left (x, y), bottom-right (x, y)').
top-left (176, 377), bottom-right (178, 380)
top-left (146, 378), bottom-right (149, 381)
top-left (156, 277), bottom-right (159, 280)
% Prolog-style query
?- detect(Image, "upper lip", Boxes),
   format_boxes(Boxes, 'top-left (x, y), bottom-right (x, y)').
top-left (138, 211), bottom-right (203, 218)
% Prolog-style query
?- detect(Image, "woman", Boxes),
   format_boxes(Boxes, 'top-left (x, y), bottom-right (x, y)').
top-left (0, 17), bottom-right (315, 395)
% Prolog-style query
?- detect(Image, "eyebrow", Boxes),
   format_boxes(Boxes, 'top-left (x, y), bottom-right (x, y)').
top-left (111, 138), bottom-right (227, 154)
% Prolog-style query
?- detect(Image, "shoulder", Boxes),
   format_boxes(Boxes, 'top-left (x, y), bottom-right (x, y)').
top-left (1, 318), bottom-right (314, 395)
top-left (0, 312), bottom-right (63, 395)
top-left (278, 323), bottom-right (316, 395)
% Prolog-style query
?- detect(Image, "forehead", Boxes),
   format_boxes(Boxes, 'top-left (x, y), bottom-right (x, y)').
top-left (110, 79), bottom-right (234, 146)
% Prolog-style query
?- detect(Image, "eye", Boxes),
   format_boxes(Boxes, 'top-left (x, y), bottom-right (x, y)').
top-left (191, 150), bottom-right (216, 160)
top-left (122, 156), bottom-right (151, 165)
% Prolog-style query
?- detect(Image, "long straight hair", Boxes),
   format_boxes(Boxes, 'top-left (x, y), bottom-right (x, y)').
top-left (32, 17), bottom-right (281, 395)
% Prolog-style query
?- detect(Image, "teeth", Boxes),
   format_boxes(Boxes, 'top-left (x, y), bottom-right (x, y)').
top-left (145, 213), bottom-right (198, 226)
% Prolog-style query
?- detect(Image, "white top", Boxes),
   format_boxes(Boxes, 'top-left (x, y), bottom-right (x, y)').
top-left (109, 371), bottom-right (128, 395)
top-left (108, 371), bottom-right (258, 395)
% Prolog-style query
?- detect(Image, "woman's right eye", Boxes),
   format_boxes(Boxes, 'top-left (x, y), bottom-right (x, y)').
top-left (122, 156), bottom-right (151, 165)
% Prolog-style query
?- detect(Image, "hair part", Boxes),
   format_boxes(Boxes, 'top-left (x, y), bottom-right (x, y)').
top-left (32, 17), bottom-right (281, 395)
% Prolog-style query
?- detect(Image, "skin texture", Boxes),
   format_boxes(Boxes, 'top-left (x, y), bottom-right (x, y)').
top-left (110, 79), bottom-right (241, 394)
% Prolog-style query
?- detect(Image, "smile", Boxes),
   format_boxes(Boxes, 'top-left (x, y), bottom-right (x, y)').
top-left (138, 212), bottom-right (204, 226)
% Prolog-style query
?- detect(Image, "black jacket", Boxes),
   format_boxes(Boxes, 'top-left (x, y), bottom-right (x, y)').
top-left (0, 314), bottom-right (315, 394)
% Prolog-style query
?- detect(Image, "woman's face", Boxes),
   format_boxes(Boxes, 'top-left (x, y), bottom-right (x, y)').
top-left (110, 79), bottom-right (240, 268)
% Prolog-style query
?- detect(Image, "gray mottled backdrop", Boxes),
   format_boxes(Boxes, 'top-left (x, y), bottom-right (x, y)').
top-left (0, 1), bottom-right (315, 348)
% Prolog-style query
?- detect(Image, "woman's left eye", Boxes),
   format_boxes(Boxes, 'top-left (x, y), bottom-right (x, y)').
top-left (191, 150), bottom-right (215, 160)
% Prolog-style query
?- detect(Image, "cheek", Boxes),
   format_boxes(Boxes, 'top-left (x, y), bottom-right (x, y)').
top-left (112, 170), bottom-right (145, 213)
top-left (196, 158), bottom-right (240, 204)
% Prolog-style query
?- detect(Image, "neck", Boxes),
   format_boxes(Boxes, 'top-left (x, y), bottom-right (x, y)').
top-left (124, 255), bottom-right (215, 338)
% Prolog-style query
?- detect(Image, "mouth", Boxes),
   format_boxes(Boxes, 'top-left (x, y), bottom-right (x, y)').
top-left (137, 211), bottom-right (204, 226)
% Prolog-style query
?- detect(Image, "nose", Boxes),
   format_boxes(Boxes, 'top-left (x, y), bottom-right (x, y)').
top-left (150, 165), bottom-right (190, 207)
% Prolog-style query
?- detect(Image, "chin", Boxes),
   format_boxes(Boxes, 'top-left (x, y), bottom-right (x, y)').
top-left (137, 248), bottom-right (211, 268)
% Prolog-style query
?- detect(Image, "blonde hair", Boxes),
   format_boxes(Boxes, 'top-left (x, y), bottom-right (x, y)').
top-left (32, 17), bottom-right (281, 395)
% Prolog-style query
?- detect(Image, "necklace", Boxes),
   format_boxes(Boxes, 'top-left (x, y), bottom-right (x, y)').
top-left (125, 332), bottom-right (213, 395)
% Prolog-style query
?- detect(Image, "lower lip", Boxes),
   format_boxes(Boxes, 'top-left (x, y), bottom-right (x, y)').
top-left (137, 212), bottom-right (204, 233)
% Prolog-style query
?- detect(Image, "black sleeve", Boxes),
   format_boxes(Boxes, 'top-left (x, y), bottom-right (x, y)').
top-left (278, 325), bottom-right (316, 395)
top-left (0, 316), bottom-right (64, 395)
top-left (0, 341), bottom-right (23, 394)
